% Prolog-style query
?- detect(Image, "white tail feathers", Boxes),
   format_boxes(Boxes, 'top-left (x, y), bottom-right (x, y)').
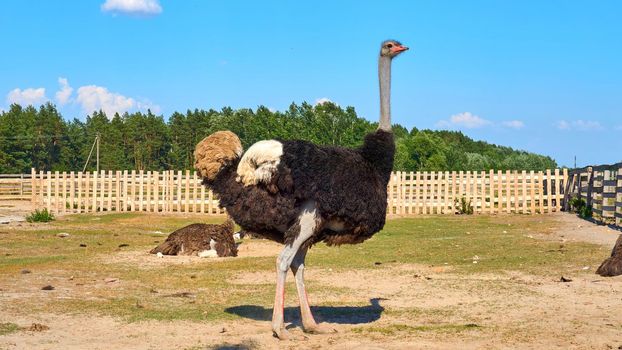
top-left (236, 140), bottom-right (283, 186)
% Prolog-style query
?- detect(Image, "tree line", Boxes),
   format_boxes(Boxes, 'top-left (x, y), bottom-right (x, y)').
top-left (0, 102), bottom-right (557, 174)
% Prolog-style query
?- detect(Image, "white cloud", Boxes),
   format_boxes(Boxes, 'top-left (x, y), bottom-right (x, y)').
top-left (6, 87), bottom-right (49, 106)
top-left (436, 112), bottom-right (491, 129)
top-left (76, 85), bottom-right (159, 117)
top-left (55, 77), bottom-right (73, 105)
top-left (101, 0), bottom-right (162, 15)
top-left (556, 120), bottom-right (570, 130)
top-left (314, 97), bottom-right (337, 106)
top-left (556, 119), bottom-right (602, 131)
top-left (502, 120), bottom-right (525, 129)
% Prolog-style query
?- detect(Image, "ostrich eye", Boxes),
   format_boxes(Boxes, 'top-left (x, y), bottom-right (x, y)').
top-left (386, 43), bottom-right (393, 48)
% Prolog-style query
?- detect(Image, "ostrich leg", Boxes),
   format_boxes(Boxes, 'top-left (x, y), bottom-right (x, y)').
top-left (290, 246), bottom-right (337, 334)
top-left (272, 201), bottom-right (320, 340)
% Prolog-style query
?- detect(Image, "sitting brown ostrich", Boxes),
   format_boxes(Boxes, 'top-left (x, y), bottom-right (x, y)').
top-left (596, 235), bottom-right (622, 277)
top-left (193, 40), bottom-right (408, 339)
top-left (150, 218), bottom-right (238, 257)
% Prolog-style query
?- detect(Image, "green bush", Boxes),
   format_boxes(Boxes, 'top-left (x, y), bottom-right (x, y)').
top-left (26, 208), bottom-right (55, 223)
top-left (568, 196), bottom-right (592, 219)
top-left (454, 197), bottom-right (474, 215)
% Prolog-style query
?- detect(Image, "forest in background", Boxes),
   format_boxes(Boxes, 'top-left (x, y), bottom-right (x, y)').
top-left (0, 102), bottom-right (557, 173)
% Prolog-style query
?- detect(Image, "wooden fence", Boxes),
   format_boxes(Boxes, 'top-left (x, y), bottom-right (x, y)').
top-left (387, 169), bottom-right (567, 215)
top-left (26, 168), bottom-right (567, 216)
top-left (29, 169), bottom-right (225, 215)
top-left (563, 163), bottom-right (622, 226)
top-left (0, 174), bottom-right (32, 200)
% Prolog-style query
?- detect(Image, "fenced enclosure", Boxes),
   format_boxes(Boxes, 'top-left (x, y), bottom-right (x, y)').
top-left (564, 163), bottom-right (622, 226)
top-left (29, 169), bottom-right (225, 215)
top-left (387, 169), bottom-right (567, 215)
top-left (0, 174), bottom-right (32, 200)
top-left (22, 168), bottom-right (568, 216)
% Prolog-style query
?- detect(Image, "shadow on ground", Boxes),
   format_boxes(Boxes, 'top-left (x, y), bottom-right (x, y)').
top-left (225, 298), bottom-right (385, 326)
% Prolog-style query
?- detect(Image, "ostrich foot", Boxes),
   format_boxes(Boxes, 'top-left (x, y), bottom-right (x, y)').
top-left (302, 323), bottom-right (337, 335)
top-left (272, 327), bottom-right (308, 341)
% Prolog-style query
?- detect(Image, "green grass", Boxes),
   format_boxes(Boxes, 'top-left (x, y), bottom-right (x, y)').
top-left (0, 213), bottom-right (609, 325)
top-left (309, 216), bottom-right (604, 276)
top-left (0, 322), bottom-right (20, 336)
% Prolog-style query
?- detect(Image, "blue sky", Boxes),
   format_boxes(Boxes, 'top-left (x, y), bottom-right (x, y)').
top-left (1, 0), bottom-right (621, 167)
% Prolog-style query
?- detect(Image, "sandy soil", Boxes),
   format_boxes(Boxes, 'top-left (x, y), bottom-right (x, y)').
top-left (0, 201), bottom-right (33, 224)
top-left (1, 213), bottom-right (621, 350)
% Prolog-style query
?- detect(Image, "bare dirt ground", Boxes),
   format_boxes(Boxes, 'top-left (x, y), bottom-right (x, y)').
top-left (0, 200), bottom-right (33, 224)
top-left (1, 210), bottom-right (621, 350)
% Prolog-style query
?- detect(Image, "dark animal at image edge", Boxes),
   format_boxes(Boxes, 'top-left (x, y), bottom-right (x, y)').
top-left (150, 219), bottom-right (238, 257)
top-left (596, 234), bottom-right (622, 277)
top-left (194, 40), bottom-right (409, 339)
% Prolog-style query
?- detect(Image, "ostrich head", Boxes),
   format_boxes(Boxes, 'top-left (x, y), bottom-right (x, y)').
top-left (380, 40), bottom-right (409, 59)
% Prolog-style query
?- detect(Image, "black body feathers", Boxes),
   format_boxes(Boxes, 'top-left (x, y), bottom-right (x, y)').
top-left (150, 219), bottom-right (238, 257)
top-left (204, 130), bottom-right (395, 247)
top-left (596, 235), bottom-right (622, 277)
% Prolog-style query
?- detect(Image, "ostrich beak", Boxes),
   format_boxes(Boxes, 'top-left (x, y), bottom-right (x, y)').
top-left (392, 45), bottom-right (409, 53)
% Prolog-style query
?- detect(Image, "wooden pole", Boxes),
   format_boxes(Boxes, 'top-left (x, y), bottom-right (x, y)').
top-left (537, 170), bottom-right (544, 214)
top-left (102, 170), bottom-right (107, 212)
top-left (107, 170), bottom-right (113, 212)
top-left (130, 170), bottom-right (136, 212)
top-left (115, 171), bottom-right (121, 212)
top-left (445, 171), bottom-right (451, 214)
top-left (146, 171), bottom-right (152, 212)
top-left (76, 171), bottom-right (83, 213)
top-left (497, 170), bottom-right (503, 214)
top-left (464, 170), bottom-right (473, 213)
top-left (138, 170), bottom-right (144, 212)
top-left (522, 170), bottom-right (527, 214)
top-left (122, 170), bottom-right (128, 212)
top-left (154, 171), bottom-right (160, 213)
top-left (545, 169), bottom-right (552, 213)
top-left (177, 170), bottom-right (182, 212)
top-left (553, 168), bottom-right (563, 211)
top-left (84, 171), bottom-right (90, 213)
top-left (30, 168), bottom-right (36, 206)
top-left (529, 170), bottom-right (536, 214)
top-left (69, 171), bottom-right (75, 213)
top-left (616, 167), bottom-right (622, 227)
top-left (422, 171), bottom-right (428, 214)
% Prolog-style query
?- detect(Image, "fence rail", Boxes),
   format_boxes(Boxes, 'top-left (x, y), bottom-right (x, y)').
top-left (564, 163), bottom-right (622, 227)
top-left (387, 169), bottom-right (567, 215)
top-left (29, 169), bottom-right (225, 215)
top-left (24, 168), bottom-right (567, 216)
top-left (0, 174), bottom-right (32, 200)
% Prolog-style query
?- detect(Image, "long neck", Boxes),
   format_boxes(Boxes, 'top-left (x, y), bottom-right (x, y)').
top-left (378, 55), bottom-right (392, 131)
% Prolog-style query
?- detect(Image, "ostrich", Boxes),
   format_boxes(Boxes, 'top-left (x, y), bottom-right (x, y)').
top-left (596, 234), bottom-right (622, 277)
top-left (150, 218), bottom-right (238, 258)
top-left (194, 40), bottom-right (408, 339)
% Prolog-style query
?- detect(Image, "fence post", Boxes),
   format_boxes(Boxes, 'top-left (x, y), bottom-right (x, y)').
top-left (585, 167), bottom-right (594, 209)
top-left (30, 168), bottom-right (36, 206)
top-left (146, 171), bottom-right (152, 212)
top-left (545, 169), bottom-right (552, 213)
top-left (554, 168), bottom-right (562, 211)
top-left (84, 171), bottom-right (90, 213)
top-left (505, 170), bottom-right (512, 214)
top-left (76, 171), bottom-right (82, 213)
top-left (529, 170), bottom-right (535, 214)
top-left (616, 167), bottom-right (622, 227)
top-left (422, 171), bottom-right (428, 214)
